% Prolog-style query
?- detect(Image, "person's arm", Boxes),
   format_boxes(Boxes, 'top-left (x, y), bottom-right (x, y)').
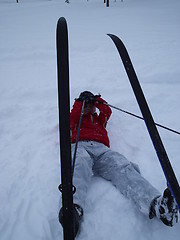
top-left (94, 97), bottom-right (112, 127)
top-left (70, 100), bottom-right (83, 131)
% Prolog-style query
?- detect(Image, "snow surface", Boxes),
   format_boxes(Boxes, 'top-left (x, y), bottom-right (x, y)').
top-left (0, 0), bottom-right (180, 239)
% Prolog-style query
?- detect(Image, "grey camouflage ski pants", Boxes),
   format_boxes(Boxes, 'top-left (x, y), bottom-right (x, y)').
top-left (72, 141), bottom-right (160, 215)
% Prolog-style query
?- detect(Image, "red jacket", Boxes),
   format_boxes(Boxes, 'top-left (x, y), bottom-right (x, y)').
top-left (70, 97), bottom-right (112, 147)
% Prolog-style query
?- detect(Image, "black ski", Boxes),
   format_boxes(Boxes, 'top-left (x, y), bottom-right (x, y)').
top-left (56, 17), bottom-right (75, 240)
top-left (108, 34), bottom-right (180, 211)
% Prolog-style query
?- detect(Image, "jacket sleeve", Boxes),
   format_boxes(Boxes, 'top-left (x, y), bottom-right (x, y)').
top-left (70, 100), bottom-right (83, 131)
top-left (94, 97), bottom-right (112, 127)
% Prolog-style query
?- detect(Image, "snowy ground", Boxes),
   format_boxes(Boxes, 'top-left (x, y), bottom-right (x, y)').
top-left (0, 0), bottom-right (180, 239)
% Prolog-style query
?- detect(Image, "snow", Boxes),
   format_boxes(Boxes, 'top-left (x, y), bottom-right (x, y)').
top-left (0, 0), bottom-right (180, 239)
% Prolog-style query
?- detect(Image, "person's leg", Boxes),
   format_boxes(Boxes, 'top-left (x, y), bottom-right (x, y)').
top-left (71, 142), bottom-right (94, 208)
top-left (74, 142), bottom-right (178, 226)
top-left (92, 143), bottom-right (160, 215)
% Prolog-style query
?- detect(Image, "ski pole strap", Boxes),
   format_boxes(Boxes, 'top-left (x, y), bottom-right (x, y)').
top-left (72, 100), bottom-right (85, 177)
top-left (97, 100), bottom-right (180, 135)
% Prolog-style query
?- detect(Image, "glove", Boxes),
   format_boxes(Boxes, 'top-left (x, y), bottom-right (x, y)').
top-left (77, 91), bottom-right (101, 105)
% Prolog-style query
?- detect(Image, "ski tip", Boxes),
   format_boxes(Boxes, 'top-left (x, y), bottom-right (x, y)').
top-left (107, 33), bottom-right (118, 38)
top-left (107, 33), bottom-right (125, 49)
top-left (107, 33), bottom-right (121, 42)
top-left (107, 33), bottom-right (121, 43)
top-left (107, 33), bottom-right (114, 37)
top-left (57, 17), bottom-right (67, 27)
top-left (57, 17), bottom-right (68, 38)
top-left (107, 33), bottom-right (116, 40)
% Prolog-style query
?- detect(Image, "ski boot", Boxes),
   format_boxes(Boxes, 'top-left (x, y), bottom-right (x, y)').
top-left (59, 203), bottom-right (83, 237)
top-left (149, 188), bottom-right (178, 226)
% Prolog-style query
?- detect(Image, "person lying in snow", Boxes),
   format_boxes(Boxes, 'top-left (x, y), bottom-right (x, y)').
top-left (59, 91), bottom-right (178, 236)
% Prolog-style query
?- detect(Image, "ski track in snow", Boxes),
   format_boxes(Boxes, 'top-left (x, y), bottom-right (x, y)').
top-left (0, 0), bottom-right (180, 239)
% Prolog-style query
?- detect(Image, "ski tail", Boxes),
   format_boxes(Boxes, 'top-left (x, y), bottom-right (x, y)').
top-left (108, 34), bottom-right (180, 211)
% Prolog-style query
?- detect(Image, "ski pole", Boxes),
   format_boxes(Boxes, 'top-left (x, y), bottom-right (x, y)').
top-left (72, 100), bottom-right (85, 176)
top-left (97, 100), bottom-right (180, 135)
